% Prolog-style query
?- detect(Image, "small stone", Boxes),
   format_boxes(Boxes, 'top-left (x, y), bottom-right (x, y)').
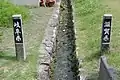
top-left (63, 29), bottom-right (65, 32)
top-left (72, 20), bottom-right (74, 23)
top-left (45, 46), bottom-right (52, 55)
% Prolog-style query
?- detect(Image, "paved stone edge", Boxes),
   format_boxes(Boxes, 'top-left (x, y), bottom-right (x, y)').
top-left (37, 3), bottom-right (60, 80)
top-left (53, 0), bottom-right (79, 79)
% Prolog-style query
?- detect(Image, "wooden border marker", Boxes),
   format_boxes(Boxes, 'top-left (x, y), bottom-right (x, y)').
top-left (12, 14), bottom-right (26, 60)
top-left (101, 14), bottom-right (112, 52)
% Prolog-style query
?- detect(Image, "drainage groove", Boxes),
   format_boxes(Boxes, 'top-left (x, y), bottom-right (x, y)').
top-left (54, 0), bottom-right (79, 80)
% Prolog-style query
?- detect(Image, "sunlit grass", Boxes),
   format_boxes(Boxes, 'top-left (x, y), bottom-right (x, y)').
top-left (74, 0), bottom-right (120, 79)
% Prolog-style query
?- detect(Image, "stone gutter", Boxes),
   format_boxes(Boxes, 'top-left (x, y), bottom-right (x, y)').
top-left (54, 0), bottom-right (79, 80)
top-left (37, 2), bottom-right (60, 80)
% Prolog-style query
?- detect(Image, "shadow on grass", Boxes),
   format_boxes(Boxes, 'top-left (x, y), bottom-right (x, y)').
top-left (84, 50), bottom-right (110, 61)
top-left (0, 51), bottom-right (16, 61)
top-left (85, 72), bottom-right (99, 80)
top-left (84, 51), bottom-right (101, 61)
top-left (116, 70), bottom-right (120, 80)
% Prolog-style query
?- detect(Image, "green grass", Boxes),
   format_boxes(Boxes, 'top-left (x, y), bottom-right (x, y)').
top-left (0, 39), bottom-right (40, 80)
top-left (0, 0), bottom-right (29, 28)
top-left (74, 0), bottom-right (120, 79)
top-left (0, 50), bottom-right (38, 80)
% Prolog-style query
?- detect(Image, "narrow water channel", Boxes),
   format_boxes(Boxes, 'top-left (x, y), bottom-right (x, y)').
top-left (53, 0), bottom-right (79, 80)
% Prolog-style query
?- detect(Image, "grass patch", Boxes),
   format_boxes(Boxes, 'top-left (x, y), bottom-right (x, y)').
top-left (0, 51), bottom-right (38, 80)
top-left (0, 0), bottom-right (29, 28)
top-left (74, 0), bottom-right (120, 79)
top-left (0, 36), bottom-right (40, 80)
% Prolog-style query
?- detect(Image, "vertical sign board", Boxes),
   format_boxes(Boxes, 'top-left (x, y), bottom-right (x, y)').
top-left (101, 14), bottom-right (112, 51)
top-left (12, 14), bottom-right (26, 60)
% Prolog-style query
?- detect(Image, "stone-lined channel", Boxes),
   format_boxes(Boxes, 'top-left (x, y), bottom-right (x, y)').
top-left (53, 0), bottom-right (79, 80)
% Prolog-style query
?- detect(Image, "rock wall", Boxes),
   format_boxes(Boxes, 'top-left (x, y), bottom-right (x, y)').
top-left (37, 3), bottom-right (60, 80)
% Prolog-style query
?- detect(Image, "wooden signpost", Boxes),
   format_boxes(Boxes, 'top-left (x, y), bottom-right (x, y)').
top-left (101, 14), bottom-right (112, 52)
top-left (12, 14), bottom-right (26, 60)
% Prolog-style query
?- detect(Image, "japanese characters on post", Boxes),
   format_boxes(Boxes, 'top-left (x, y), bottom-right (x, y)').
top-left (13, 15), bottom-right (23, 43)
top-left (101, 14), bottom-right (112, 51)
top-left (12, 14), bottom-right (26, 60)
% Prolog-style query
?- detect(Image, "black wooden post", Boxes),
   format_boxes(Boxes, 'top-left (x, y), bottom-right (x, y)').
top-left (12, 14), bottom-right (26, 60)
top-left (101, 14), bottom-right (112, 52)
